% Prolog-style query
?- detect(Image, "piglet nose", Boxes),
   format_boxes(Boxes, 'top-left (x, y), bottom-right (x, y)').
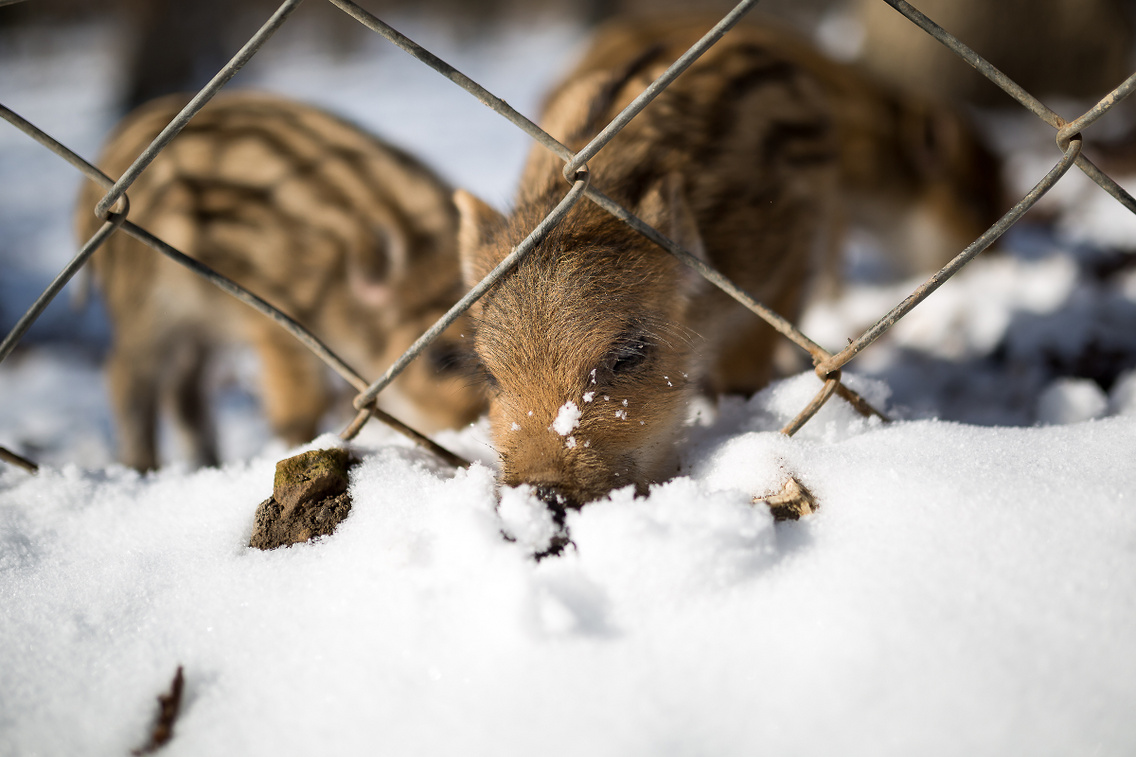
top-left (535, 484), bottom-right (579, 512)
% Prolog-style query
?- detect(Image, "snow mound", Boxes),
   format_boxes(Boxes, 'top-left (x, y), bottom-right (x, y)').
top-left (3, 380), bottom-right (1135, 756)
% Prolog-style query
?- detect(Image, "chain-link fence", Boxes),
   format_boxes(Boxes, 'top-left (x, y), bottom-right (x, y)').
top-left (1, 0), bottom-right (1134, 476)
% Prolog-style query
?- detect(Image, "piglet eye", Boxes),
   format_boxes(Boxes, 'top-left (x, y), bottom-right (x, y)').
top-left (606, 334), bottom-right (651, 376)
top-left (476, 363), bottom-right (500, 391)
top-left (425, 341), bottom-right (465, 375)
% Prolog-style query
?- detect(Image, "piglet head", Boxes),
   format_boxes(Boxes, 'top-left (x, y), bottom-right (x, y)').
top-left (455, 177), bottom-right (707, 508)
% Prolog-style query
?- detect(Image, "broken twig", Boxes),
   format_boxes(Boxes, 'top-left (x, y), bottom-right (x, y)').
top-left (132, 665), bottom-right (184, 755)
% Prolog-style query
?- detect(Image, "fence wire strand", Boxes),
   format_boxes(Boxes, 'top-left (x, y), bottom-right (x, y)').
top-left (880, 0), bottom-right (1136, 216)
top-left (328, 0), bottom-right (887, 432)
top-left (2, 0), bottom-right (1135, 475)
top-left (94, 0), bottom-right (306, 220)
top-left (817, 135), bottom-right (1086, 378)
top-left (326, 0), bottom-right (575, 165)
top-left (0, 99), bottom-right (472, 468)
top-left (562, 0), bottom-right (764, 178)
top-left (346, 171), bottom-right (592, 419)
top-left (0, 104), bottom-right (130, 366)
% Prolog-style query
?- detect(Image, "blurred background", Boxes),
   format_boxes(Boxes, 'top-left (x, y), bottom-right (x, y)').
top-left (4, 0), bottom-right (1132, 113)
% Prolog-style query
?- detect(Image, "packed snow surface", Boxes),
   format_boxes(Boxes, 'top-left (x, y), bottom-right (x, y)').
top-left (2, 378), bottom-right (1135, 757)
top-left (2, 8), bottom-right (1136, 757)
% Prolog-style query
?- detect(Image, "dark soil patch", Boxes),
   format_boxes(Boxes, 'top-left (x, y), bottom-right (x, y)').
top-left (250, 448), bottom-right (355, 550)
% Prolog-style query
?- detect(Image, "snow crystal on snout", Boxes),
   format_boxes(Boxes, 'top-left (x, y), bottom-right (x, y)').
top-left (552, 401), bottom-right (582, 436)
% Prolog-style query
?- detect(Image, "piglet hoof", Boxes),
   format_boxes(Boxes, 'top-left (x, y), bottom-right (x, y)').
top-left (754, 476), bottom-right (818, 522)
top-left (250, 448), bottom-right (355, 550)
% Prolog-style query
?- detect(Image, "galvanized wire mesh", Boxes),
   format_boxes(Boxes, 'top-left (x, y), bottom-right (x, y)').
top-left (2, 0), bottom-right (1134, 474)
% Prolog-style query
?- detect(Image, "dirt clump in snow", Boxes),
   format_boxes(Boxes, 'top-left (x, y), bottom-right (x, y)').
top-left (250, 448), bottom-right (354, 550)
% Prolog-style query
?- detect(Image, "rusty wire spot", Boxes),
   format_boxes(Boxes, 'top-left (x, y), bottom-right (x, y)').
top-left (1057, 71), bottom-right (1136, 151)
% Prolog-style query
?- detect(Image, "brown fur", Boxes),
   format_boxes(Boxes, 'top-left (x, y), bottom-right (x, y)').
top-left (549, 16), bottom-right (1005, 279)
top-left (457, 18), bottom-right (843, 507)
top-left (853, 0), bottom-right (1134, 107)
top-left (77, 91), bottom-right (484, 471)
top-left (457, 16), bottom-right (1004, 508)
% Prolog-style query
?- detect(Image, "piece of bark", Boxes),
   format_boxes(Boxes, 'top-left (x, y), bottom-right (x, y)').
top-left (755, 476), bottom-right (819, 521)
top-left (132, 665), bottom-right (184, 755)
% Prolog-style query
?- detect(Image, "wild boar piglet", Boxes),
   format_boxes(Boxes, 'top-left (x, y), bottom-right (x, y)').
top-left (457, 18), bottom-right (843, 508)
top-left (458, 15), bottom-right (1003, 508)
top-left (79, 91), bottom-right (484, 471)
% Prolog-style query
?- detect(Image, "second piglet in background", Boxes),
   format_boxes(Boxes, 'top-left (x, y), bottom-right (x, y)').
top-left (79, 92), bottom-right (485, 471)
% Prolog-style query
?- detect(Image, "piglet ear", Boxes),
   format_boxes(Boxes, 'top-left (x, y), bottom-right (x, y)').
top-left (635, 173), bottom-right (708, 261)
top-left (635, 173), bottom-right (709, 295)
top-left (454, 189), bottom-right (508, 288)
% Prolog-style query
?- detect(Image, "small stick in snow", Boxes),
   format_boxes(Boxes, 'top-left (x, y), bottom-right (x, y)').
top-left (755, 476), bottom-right (818, 521)
top-left (0, 445), bottom-right (38, 474)
top-left (132, 665), bottom-right (184, 756)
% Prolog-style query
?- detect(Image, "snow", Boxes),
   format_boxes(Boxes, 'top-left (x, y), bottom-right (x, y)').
top-left (1036, 377), bottom-right (1110, 424)
top-left (552, 400), bottom-right (582, 436)
top-left (1111, 369), bottom-right (1136, 415)
top-left (3, 391), bottom-right (1135, 756)
top-left (2, 9), bottom-right (1136, 757)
